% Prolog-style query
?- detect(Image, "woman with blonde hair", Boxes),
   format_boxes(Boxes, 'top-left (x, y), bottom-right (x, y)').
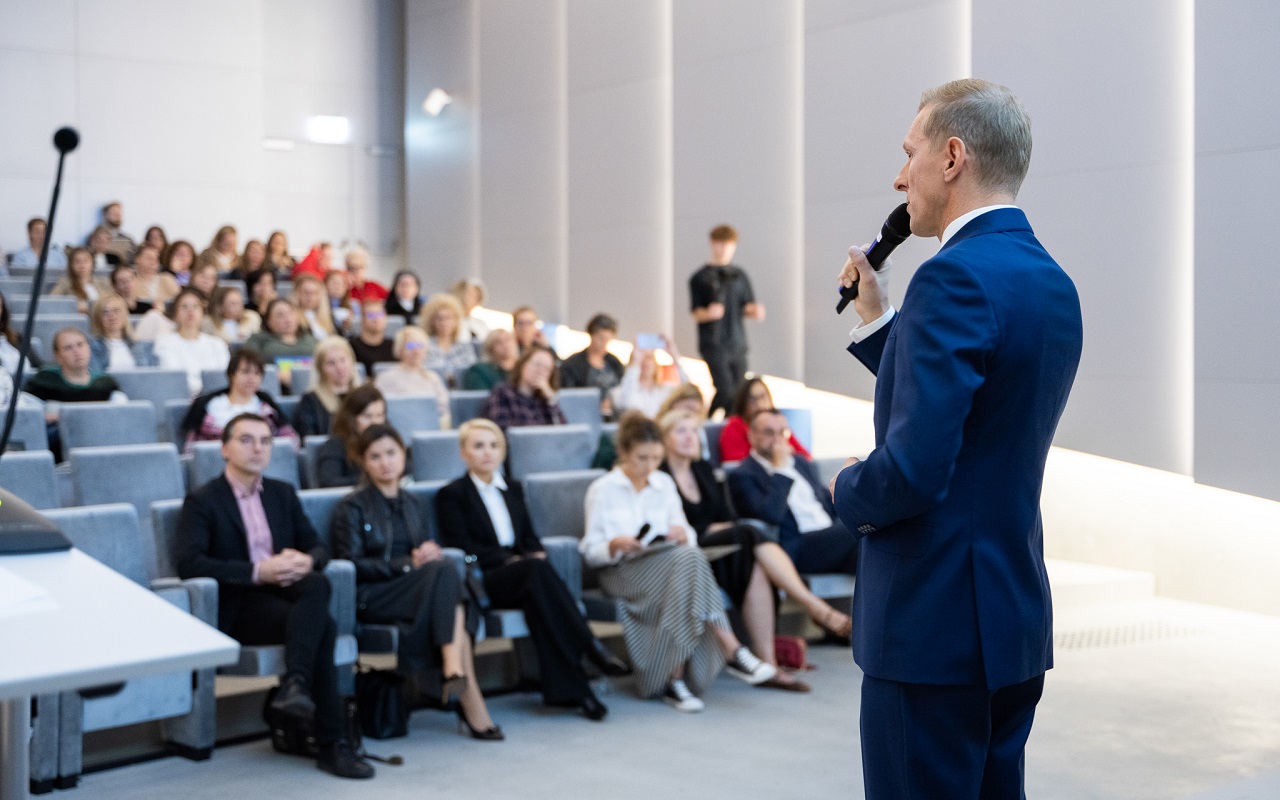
top-left (51, 247), bottom-right (112, 314)
top-left (87, 294), bottom-right (155, 373)
top-left (420, 293), bottom-right (476, 388)
top-left (374, 326), bottom-right (450, 425)
top-left (293, 336), bottom-right (364, 439)
top-left (198, 225), bottom-right (239, 273)
top-left (205, 286), bottom-right (261, 344)
top-left (293, 273), bottom-right (337, 340)
top-left (133, 244), bottom-right (181, 305)
top-left (612, 334), bottom-right (689, 419)
top-left (450, 278), bottom-right (490, 342)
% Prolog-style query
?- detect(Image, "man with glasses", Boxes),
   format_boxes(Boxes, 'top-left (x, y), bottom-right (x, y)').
top-left (176, 413), bottom-right (373, 779)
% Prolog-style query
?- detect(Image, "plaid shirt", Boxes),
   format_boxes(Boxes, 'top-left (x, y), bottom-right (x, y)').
top-left (425, 339), bottom-right (478, 389)
top-left (481, 382), bottom-right (567, 430)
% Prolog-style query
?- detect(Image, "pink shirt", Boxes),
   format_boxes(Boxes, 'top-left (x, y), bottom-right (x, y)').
top-left (225, 467), bottom-right (273, 583)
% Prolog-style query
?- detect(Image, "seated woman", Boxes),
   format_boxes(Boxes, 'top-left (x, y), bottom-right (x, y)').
top-left (656, 383), bottom-right (711, 460)
top-left (559, 314), bottom-right (624, 419)
top-left (324, 269), bottom-right (360, 335)
top-left (612, 334), bottom-right (689, 419)
top-left (244, 268), bottom-right (278, 316)
top-left (451, 278), bottom-right (491, 343)
top-left (178, 349), bottom-right (294, 452)
top-left (293, 273), bottom-right (337, 340)
top-left (420, 293), bottom-right (477, 389)
top-left (88, 294), bottom-right (155, 373)
top-left (580, 412), bottom-right (775, 713)
top-left (480, 344), bottom-right (565, 431)
top-left (110, 265), bottom-right (154, 315)
top-left (154, 287), bottom-right (231, 396)
top-left (463, 329), bottom-right (517, 392)
top-left (293, 336), bottom-right (363, 440)
top-left (718, 376), bottom-right (810, 463)
top-left (373, 326), bottom-right (450, 426)
top-left (331, 424), bottom-right (502, 740)
top-left (660, 408), bottom-right (852, 645)
top-left (386, 270), bottom-right (422, 324)
top-left (436, 420), bottom-right (627, 721)
top-left (235, 239), bottom-right (267, 280)
top-left (244, 299), bottom-right (319, 393)
top-left (315, 385), bottom-right (386, 488)
top-left (161, 239), bottom-right (197, 287)
top-left (265, 230), bottom-right (295, 274)
top-left (197, 225), bottom-right (239, 274)
top-left (205, 286), bottom-right (262, 345)
top-left (51, 247), bottom-right (112, 314)
top-left (131, 244), bottom-right (181, 306)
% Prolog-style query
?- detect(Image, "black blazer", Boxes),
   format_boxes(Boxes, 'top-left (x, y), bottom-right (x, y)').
top-left (176, 474), bottom-right (329, 630)
top-left (330, 483), bottom-right (434, 583)
top-left (436, 475), bottom-right (544, 571)
top-left (727, 455), bottom-right (836, 546)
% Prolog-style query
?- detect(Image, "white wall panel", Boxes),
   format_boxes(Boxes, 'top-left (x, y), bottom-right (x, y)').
top-left (77, 0), bottom-right (262, 68)
top-left (0, 1), bottom-right (75, 52)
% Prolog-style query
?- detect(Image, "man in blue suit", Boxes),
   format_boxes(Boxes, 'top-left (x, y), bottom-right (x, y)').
top-left (831, 79), bottom-right (1083, 799)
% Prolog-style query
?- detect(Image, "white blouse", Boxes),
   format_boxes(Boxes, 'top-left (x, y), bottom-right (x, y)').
top-left (580, 468), bottom-right (692, 568)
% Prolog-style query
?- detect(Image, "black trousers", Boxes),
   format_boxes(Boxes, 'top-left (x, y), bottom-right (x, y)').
top-left (225, 572), bottom-right (342, 743)
top-left (702, 349), bottom-right (748, 416)
top-left (484, 557), bottom-right (596, 705)
top-left (860, 672), bottom-right (1045, 800)
top-left (783, 523), bottom-right (857, 575)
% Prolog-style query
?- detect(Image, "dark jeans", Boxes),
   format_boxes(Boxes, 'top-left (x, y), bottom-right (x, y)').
top-left (702, 349), bottom-right (748, 416)
top-left (225, 572), bottom-right (342, 743)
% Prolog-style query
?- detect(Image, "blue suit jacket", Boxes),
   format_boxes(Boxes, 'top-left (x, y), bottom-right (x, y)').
top-left (834, 208), bottom-right (1082, 689)
top-left (727, 454), bottom-right (837, 548)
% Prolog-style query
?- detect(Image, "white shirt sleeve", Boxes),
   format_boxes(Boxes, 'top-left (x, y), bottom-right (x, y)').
top-left (580, 477), bottom-right (621, 568)
top-left (849, 306), bottom-right (896, 344)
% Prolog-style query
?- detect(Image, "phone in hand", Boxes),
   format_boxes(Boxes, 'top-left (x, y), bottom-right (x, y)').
top-left (635, 332), bottom-right (664, 351)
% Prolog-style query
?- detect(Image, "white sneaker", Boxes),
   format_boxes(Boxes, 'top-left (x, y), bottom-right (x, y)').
top-left (725, 647), bottom-right (777, 685)
top-left (663, 679), bottom-right (705, 713)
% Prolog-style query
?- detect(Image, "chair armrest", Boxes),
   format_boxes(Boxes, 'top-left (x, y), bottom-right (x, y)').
top-left (542, 537), bottom-right (582, 602)
top-left (322, 559), bottom-right (356, 638)
top-left (737, 518), bottom-right (781, 544)
top-left (150, 576), bottom-right (220, 627)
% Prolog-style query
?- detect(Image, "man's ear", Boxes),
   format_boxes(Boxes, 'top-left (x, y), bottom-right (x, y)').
top-left (943, 136), bottom-right (968, 183)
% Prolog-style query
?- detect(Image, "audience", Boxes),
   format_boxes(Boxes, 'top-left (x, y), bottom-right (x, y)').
top-left (142, 225), bottom-right (168, 256)
top-left (726, 408), bottom-right (857, 577)
top-left (324, 269), bottom-right (359, 334)
top-left (344, 248), bottom-right (387, 305)
top-left (315, 384), bottom-right (385, 488)
top-left (132, 244), bottom-right (181, 305)
top-left (0, 292), bottom-right (43, 375)
top-left (437, 419), bottom-right (627, 721)
top-left (580, 412), bottom-right (776, 712)
top-left (86, 225), bottom-right (123, 272)
top-left (198, 225), bottom-right (239, 273)
top-left (178, 349), bottom-right (294, 451)
top-left (88, 294), bottom-right (155, 373)
top-left (347, 300), bottom-right (394, 376)
top-left (463, 329), bottom-right (517, 392)
top-left (24, 327), bottom-right (128, 459)
top-left (50, 247), bottom-right (112, 313)
top-left (245, 299), bottom-right (318, 392)
top-left (612, 335), bottom-right (688, 419)
top-left (386, 270), bottom-right (422, 324)
top-left (97, 201), bottom-right (137, 263)
top-left (161, 239), bottom-right (197, 286)
top-left (176, 413), bottom-right (374, 779)
top-left (205, 286), bottom-right (261, 345)
top-left (189, 261), bottom-right (220, 299)
top-left (718, 377), bottom-right (810, 463)
top-left (236, 239), bottom-right (267, 279)
top-left (293, 336), bottom-right (363, 439)
top-left (265, 230), bottom-right (295, 273)
top-left (481, 344), bottom-right (565, 431)
top-left (154, 287), bottom-right (232, 396)
top-left (110, 265), bottom-right (154, 314)
top-left (330, 424), bottom-right (501, 740)
top-left (451, 278), bottom-right (490, 342)
top-left (559, 313), bottom-right (624, 419)
top-left (9, 217), bottom-right (67, 270)
top-left (374, 326), bottom-right (450, 425)
top-left (421, 293), bottom-right (477, 389)
top-left (244, 268), bottom-right (278, 315)
top-left (293, 273), bottom-right (337, 340)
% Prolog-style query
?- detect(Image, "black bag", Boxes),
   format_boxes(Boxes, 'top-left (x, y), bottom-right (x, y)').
top-left (355, 667), bottom-right (409, 740)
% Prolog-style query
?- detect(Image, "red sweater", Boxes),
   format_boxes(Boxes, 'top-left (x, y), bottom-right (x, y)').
top-left (717, 414), bottom-right (811, 463)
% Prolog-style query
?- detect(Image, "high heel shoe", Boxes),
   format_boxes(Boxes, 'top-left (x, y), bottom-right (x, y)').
top-left (441, 674), bottom-right (468, 707)
top-left (815, 606), bottom-right (853, 639)
top-left (456, 707), bottom-right (504, 741)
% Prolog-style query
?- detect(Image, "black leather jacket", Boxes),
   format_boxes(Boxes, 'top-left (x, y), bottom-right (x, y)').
top-left (330, 483), bottom-right (433, 583)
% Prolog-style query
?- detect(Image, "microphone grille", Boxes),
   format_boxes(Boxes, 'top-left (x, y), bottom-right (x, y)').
top-left (885, 203), bottom-right (911, 236)
top-left (53, 127), bottom-right (80, 153)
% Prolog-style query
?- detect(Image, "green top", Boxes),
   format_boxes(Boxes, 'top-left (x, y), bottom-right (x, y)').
top-left (24, 367), bottom-right (120, 404)
top-left (243, 331), bottom-right (319, 362)
top-left (463, 361), bottom-right (508, 392)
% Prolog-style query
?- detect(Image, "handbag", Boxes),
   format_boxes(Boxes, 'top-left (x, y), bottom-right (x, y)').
top-left (354, 667), bottom-right (409, 740)
top-left (463, 554), bottom-right (492, 614)
top-left (774, 635), bottom-right (810, 671)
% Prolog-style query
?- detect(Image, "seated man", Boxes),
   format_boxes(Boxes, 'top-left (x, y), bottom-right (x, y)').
top-left (176, 413), bottom-right (373, 780)
top-left (23, 327), bottom-right (127, 459)
top-left (9, 217), bottom-right (68, 271)
top-left (727, 408), bottom-right (856, 576)
top-left (347, 299), bottom-right (394, 377)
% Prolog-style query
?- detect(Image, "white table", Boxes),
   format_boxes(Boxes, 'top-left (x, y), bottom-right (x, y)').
top-left (0, 549), bottom-right (239, 800)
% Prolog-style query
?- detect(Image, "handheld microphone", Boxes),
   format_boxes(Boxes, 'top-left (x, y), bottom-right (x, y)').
top-left (634, 523), bottom-right (651, 541)
top-left (836, 203), bottom-right (911, 314)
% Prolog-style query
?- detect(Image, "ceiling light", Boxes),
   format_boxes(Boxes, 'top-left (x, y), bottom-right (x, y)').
top-left (422, 88), bottom-right (452, 117)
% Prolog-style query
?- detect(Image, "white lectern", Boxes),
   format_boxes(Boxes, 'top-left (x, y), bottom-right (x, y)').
top-left (0, 548), bottom-right (239, 800)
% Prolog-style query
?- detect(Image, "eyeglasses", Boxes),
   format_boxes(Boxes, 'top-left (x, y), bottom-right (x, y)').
top-left (364, 311), bottom-right (386, 319)
top-left (404, 341), bottom-right (425, 350)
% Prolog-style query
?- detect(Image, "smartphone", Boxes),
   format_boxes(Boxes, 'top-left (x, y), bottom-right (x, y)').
top-left (635, 332), bottom-right (664, 350)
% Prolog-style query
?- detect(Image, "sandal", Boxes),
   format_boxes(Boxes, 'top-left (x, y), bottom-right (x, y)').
top-left (816, 606), bottom-right (853, 639)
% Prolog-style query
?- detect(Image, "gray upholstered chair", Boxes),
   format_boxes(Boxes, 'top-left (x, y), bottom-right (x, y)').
top-left (409, 430), bottom-right (465, 482)
top-left (8, 295), bottom-right (78, 315)
top-left (385, 394), bottom-right (441, 437)
top-left (108, 369), bottom-right (190, 441)
top-left (522, 469), bottom-right (603, 614)
top-left (40, 503), bottom-right (219, 788)
top-left (15, 314), bottom-right (89, 353)
top-left (0, 450), bottom-right (59, 509)
top-left (9, 404), bottom-right (49, 452)
top-left (188, 438), bottom-right (299, 490)
top-left (371, 362), bottom-right (396, 380)
top-left (289, 366), bottom-right (313, 396)
top-left (704, 420), bottom-right (726, 466)
top-left (150, 498), bottom-right (359, 695)
top-left (69, 443), bottom-right (185, 553)
top-left (557, 387), bottom-right (604, 438)
top-left (449, 390), bottom-right (488, 427)
top-left (276, 394), bottom-right (300, 423)
top-left (58, 401), bottom-right (157, 450)
top-left (300, 434), bottom-right (330, 489)
top-left (506, 423), bottom-right (596, 480)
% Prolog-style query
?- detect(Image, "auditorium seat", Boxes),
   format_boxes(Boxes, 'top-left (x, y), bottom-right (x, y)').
top-left (8, 404), bottom-right (49, 452)
top-left (522, 469), bottom-right (602, 611)
top-left (58, 401), bottom-right (157, 451)
top-left (109, 369), bottom-right (191, 440)
top-left (188, 438), bottom-right (299, 490)
top-left (0, 450), bottom-right (59, 509)
top-left (385, 394), bottom-right (441, 438)
top-left (409, 430), bottom-right (465, 482)
top-left (704, 420), bottom-right (725, 466)
top-left (69, 443), bottom-right (185, 549)
top-left (7, 295), bottom-right (79, 315)
top-left (13, 314), bottom-right (89, 354)
top-left (506, 424), bottom-right (596, 480)
top-left (300, 434), bottom-right (330, 489)
top-left (557, 387), bottom-right (605, 438)
top-left (449, 390), bottom-right (488, 427)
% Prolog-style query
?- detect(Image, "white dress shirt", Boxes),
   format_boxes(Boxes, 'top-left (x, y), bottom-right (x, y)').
top-left (470, 471), bottom-right (516, 548)
top-left (750, 452), bottom-right (833, 533)
top-left (580, 468), bottom-right (692, 568)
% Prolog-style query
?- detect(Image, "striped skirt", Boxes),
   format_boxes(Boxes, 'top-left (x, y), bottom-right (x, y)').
top-left (598, 544), bottom-right (729, 699)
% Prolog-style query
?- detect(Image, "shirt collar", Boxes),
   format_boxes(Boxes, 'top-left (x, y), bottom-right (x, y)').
top-left (940, 205), bottom-right (1019, 247)
top-left (470, 470), bottom-right (508, 493)
top-left (609, 466), bottom-right (659, 492)
top-left (751, 451), bottom-right (794, 475)
top-left (225, 467), bottom-right (263, 498)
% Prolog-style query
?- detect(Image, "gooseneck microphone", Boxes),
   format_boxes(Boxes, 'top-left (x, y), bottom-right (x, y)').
top-left (836, 202), bottom-right (911, 314)
top-left (54, 126), bottom-right (80, 153)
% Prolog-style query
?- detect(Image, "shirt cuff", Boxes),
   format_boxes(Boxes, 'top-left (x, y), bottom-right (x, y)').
top-left (251, 563), bottom-right (261, 584)
top-left (849, 307), bottom-right (896, 344)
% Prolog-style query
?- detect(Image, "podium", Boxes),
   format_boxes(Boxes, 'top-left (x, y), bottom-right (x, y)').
top-left (0, 548), bottom-right (239, 799)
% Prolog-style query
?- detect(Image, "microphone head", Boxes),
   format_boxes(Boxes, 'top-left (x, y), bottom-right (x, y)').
top-left (53, 127), bottom-right (80, 154)
top-left (884, 202), bottom-right (911, 239)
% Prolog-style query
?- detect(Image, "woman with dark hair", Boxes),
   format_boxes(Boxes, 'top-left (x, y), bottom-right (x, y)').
top-left (244, 268), bottom-right (278, 315)
top-left (143, 225), bottom-right (168, 255)
top-left (0, 291), bottom-right (42, 376)
top-left (315, 385), bottom-right (385, 487)
top-left (154, 287), bottom-right (231, 396)
top-left (244, 299), bottom-right (318, 393)
top-left (161, 239), bottom-right (197, 287)
top-left (331, 425), bottom-right (502, 740)
top-left (132, 244), bottom-right (181, 305)
top-left (479, 344), bottom-right (565, 430)
top-left (717, 376), bottom-right (810, 463)
top-left (178, 349), bottom-right (295, 452)
top-left (50, 247), bottom-right (112, 314)
top-left (386, 270), bottom-right (422, 324)
top-left (437, 419), bottom-right (627, 721)
top-left (559, 313), bottom-right (624, 419)
top-left (581, 412), bottom-right (776, 712)
top-left (205, 286), bottom-right (261, 345)
top-left (265, 230), bottom-right (295, 273)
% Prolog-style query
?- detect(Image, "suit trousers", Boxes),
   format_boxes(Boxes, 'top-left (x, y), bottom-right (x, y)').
top-left (225, 572), bottom-right (342, 743)
top-left (484, 557), bottom-right (596, 705)
top-left (860, 672), bottom-right (1045, 800)
top-left (702, 349), bottom-right (748, 416)
top-left (784, 523), bottom-right (857, 576)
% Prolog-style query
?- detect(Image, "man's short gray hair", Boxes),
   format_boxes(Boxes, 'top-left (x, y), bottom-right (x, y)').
top-left (919, 78), bottom-right (1032, 197)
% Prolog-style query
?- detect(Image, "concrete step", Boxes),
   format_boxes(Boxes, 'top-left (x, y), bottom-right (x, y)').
top-left (1047, 557), bottom-right (1155, 608)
